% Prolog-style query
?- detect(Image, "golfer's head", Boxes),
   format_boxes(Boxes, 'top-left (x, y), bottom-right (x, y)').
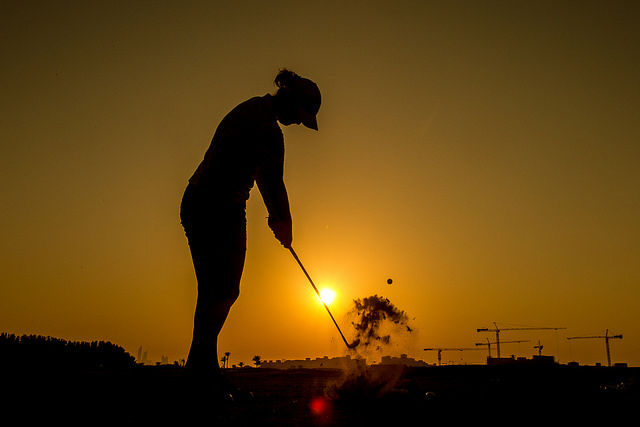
top-left (274, 69), bottom-right (321, 130)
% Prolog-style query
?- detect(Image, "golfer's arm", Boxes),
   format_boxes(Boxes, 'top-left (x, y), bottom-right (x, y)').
top-left (256, 163), bottom-right (292, 225)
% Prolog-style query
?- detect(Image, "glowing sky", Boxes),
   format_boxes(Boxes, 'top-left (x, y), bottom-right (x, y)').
top-left (2, 1), bottom-right (639, 367)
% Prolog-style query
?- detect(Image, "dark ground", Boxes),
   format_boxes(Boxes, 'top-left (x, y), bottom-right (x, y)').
top-left (4, 363), bottom-right (638, 426)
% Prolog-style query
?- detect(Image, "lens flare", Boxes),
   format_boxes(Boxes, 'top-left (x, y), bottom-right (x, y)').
top-left (309, 395), bottom-right (332, 420)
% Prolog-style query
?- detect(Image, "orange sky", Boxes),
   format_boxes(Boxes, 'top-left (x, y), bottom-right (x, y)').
top-left (1, 1), bottom-right (639, 367)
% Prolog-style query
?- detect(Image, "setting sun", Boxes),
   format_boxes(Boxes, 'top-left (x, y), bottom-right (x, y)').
top-left (319, 288), bottom-right (336, 305)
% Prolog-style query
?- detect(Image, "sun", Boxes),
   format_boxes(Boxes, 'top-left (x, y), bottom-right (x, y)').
top-left (319, 287), bottom-right (336, 305)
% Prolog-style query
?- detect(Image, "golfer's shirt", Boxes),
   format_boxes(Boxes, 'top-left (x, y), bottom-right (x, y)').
top-left (189, 94), bottom-right (284, 207)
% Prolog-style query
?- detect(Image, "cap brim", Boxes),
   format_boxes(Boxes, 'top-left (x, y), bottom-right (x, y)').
top-left (299, 108), bottom-right (318, 131)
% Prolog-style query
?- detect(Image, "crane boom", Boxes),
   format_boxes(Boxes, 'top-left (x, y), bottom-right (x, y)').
top-left (567, 329), bottom-right (622, 366)
top-left (477, 322), bottom-right (566, 358)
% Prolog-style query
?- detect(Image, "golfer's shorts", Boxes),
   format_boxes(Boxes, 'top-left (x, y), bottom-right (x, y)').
top-left (181, 184), bottom-right (247, 301)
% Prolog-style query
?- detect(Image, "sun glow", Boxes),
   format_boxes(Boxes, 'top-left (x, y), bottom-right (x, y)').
top-left (319, 288), bottom-right (336, 305)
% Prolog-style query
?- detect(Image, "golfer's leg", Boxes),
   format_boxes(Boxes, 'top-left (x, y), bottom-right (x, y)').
top-left (186, 238), bottom-right (246, 380)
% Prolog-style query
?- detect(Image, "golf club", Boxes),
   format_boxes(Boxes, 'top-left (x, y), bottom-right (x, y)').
top-left (289, 247), bottom-right (360, 349)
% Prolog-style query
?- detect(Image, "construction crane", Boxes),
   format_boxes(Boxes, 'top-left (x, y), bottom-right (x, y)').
top-left (424, 348), bottom-right (484, 366)
top-left (474, 338), bottom-right (530, 358)
top-left (567, 329), bottom-right (622, 367)
top-left (534, 340), bottom-right (544, 356)
top-left (477, 322), bottom-right (566, 358)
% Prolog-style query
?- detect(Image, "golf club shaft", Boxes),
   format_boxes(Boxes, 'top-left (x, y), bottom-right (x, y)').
top-left (289, 247), bottom-right (352, 348)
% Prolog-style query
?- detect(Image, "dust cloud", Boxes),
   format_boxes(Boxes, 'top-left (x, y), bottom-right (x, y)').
top-left (349, 295), bottom-right (413, 351)
top-left (325, 295), bottom-right (415, 404)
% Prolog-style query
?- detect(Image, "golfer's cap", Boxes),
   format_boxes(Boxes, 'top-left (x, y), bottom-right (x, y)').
top-left (294, 78), bottom-right (321, 130)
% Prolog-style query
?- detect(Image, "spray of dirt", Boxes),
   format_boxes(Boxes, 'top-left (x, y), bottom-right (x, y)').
top-left (349, 295), bottom-right (412, 351)
top-left (324, 295), bottom-right (415, 404)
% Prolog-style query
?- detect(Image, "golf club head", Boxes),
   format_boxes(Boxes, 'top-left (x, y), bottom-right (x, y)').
top-left (347, 339), bottom-right (360, 349)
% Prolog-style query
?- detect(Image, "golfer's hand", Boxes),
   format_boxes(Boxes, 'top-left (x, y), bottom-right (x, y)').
top-left (269, 220), bottom-right (292, 248)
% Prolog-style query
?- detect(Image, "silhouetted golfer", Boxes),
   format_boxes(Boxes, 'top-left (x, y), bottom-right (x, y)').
top-left (180, 69), bottom-right (321, 397)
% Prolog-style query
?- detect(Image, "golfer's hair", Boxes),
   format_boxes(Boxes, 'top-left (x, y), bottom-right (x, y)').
top-left (274, 68), bottom-right (300, 90)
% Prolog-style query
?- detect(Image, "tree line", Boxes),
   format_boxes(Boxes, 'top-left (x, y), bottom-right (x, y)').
top-left (0, 333), bottom-right (136, 371)
top-left (220, 353), bottom-right (263, 369)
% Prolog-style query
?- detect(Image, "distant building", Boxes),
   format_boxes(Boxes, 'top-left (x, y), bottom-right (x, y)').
top-left (136, 346), bottom-right (152, 365)
top-left (379, 354), bottom-right (430, 367)
top-left (260, 354), bottom-right (431, 369)
top-left (261, 355), bottom-right (366, 370)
